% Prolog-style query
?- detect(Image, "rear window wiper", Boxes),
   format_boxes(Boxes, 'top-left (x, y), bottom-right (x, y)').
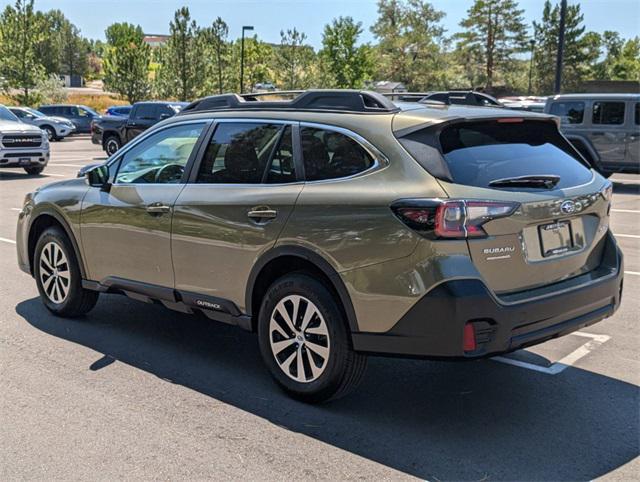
top-left (488, 175), bottom-right (560, 189)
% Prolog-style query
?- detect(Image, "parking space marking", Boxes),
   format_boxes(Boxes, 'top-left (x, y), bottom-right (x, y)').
top-left (624, 271), bottom-right (640, 276)
top-left (615, 233), bottom-right (640, 239)
top-left (10, 208), bottom-right (21, 211)
top-left (44, 173), bottom-right (68, 178)
top-left (0, 237), bottom-right (16, 244)
top-left (492, 331), bottom-right (610, 375)
top-left (47, 163), bottom-right (88, 167)
top-left (611, 209), bottom-right (640, 214)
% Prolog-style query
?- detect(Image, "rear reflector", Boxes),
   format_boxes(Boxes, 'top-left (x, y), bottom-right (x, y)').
top-left (463, 323), bottom-right (476, 352)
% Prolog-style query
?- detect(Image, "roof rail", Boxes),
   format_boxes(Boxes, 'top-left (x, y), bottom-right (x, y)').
top-left (179, 90), bottom-right (400, 115)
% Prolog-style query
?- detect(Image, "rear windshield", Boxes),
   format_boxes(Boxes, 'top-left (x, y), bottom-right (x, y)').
top-left (438, 120), bottom-right (592, 189)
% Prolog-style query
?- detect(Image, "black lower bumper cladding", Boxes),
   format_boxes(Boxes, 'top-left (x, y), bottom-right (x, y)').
top-left (352, 233), bottom-right (623, 358)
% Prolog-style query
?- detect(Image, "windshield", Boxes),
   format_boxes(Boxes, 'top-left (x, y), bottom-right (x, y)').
top-left (25, 107), bottom-right (45, 118)
top-left (0, 105), bottom-right (20, 122)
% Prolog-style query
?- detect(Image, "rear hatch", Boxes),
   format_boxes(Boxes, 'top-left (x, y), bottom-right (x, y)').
top-left (398, 117), bottom-right (612, 295)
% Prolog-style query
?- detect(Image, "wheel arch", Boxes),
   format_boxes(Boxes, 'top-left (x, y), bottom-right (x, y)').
top-left (28, 209), bottom-right (87, 279)
top-left (246, 246), bottom-right (359, 333)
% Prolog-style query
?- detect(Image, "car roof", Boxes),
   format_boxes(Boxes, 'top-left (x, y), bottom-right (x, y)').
top-left (173, 99), bottom-right (553, 139)
top-left (549, 93), bottom-right (640, 101)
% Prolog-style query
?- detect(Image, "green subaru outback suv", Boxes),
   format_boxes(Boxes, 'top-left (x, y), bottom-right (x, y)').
top-left (16, 90), bottom-right (623, 402)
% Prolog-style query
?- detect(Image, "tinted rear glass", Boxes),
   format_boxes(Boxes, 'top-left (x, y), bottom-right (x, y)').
top-left (438, 120), bottom-right (593, 190)
top-left (592, 101), bottom-right (625, 125)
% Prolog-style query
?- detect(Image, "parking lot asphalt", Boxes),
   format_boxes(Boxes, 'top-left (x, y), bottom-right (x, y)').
top-left (0, 136), bottom-right (638, 480)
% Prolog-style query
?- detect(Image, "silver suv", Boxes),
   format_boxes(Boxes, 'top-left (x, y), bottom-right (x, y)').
top-left (9, 106), bottom-right (76, 141)
top-left (545, 93), bottom-right (639, 176)
top-left (0, 105), bottom-right (50, 175)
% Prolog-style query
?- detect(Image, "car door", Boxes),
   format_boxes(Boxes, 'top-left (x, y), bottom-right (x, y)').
top-left (126, 104), bottom-right (157, 142)
top-left (80, 121), bottom-right (208, 288)
top-left (626, 102), bottom-right (640, 167)
top-left (589, 100), bottom-right (627, 168)
top-left (76, 106), bottom-right (96, 133)
top-left (171, 120), bottom-right (303, 311)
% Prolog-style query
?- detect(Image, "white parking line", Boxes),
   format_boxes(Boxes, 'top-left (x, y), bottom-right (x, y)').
top-left (611, 209), bottom-right (640, 214)
top-left (492, 331), bottom-right (610, 375)
top-left (615, 233), bottom-right (640, 239)
top-left (625, 271), bottom-right (640, 276)
top-left (45, 173), bottom-right (68, 178)
top-left (47, 163), bottom-right (87, 168)
top-left (9, 208), bottom-right (21, 211)
top-left (0, 237), bottom-right (16, 244)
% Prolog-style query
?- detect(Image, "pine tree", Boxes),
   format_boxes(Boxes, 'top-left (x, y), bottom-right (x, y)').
top-left (456, 0), bottom-right (528, 89)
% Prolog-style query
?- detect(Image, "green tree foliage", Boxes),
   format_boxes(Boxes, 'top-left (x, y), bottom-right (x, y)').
top-left (155, 7), bottom-right (207, 101)
top-left (371, 0), bottom-right (447, 89)
top-left (59, 21), bottom-right (89, 78)
top-left (201, 17), bottom-right (230, 94)
top-left (532, 0), bottom-right (599, 93)
top-left (277, 28), bottom-right (314, 90)
top-left (103, 23), bottom-right (152, 103)
top-left (230, 36), bottom-right (274, 92)
top-left (319, 17), bottom-right (372, 88)
top-left (36, 73), bottom-right (68, 103)
top-left (592, 31), bottom-right (640, 81)
top-left (0, 0), bottom-right (46, 104)
top-left (456, 0), bottom-right (528, 88)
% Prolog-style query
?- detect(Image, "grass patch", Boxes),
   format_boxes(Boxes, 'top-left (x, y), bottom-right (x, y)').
top-left (67, 94), bottom-right (129, 113)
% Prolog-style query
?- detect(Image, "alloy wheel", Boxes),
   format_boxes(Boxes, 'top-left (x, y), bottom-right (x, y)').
top-left (39, 241), bottom-right (70, 304)
top-left (269, 295), bottom-right (330, 383)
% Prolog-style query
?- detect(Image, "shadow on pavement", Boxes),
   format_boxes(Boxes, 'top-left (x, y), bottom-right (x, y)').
top-left (612, 181), bottom-right (640, 195)
top-left (16, 295), bottom-right (639, 481)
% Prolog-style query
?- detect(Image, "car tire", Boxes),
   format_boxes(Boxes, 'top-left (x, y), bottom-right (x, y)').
top-left (24, 166), bottom-right (44, 175)
top-left (34, 227), bottom-right (99, 317)
top-left (104, 135), bottom-right (121, 156)
top-left (258, 273), bottom-right (367, 403)
top-left (41, 125), bottom-right (56, 141)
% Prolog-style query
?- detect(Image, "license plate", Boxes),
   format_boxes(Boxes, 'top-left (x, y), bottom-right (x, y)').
top-left (19, 158), bottom-right (30, 166)
top-left (539, 220), bottom-right (573, 257)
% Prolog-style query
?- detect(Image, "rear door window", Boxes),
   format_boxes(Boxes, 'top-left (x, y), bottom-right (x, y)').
top-left (549, 101), bottom-right (584, 124)
top-left (301, 127), bottom-right (374, 181)
top-left (592, 101), bottom-right (625, 125)
top-left (435, 120), bottom-right (593, 190)
top-left (635, 103), bottom-right (639, 125)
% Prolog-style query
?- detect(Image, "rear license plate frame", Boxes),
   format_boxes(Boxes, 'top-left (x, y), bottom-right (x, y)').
top-left (538, 220), bottom-right (573, 257)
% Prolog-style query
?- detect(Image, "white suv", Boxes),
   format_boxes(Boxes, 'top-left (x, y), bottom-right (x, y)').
top-left (0, 105), bottom-right (50, 175)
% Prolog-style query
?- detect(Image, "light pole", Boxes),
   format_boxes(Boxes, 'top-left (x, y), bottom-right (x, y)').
top-left (240, 25), bottom-right (254, 94)
top-left (527, 39), bottom-right (536, 96)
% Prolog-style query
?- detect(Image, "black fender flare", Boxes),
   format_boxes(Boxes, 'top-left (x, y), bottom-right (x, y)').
top-left (28, 207), bottom-right (88, 279)
top-left (245, 245), bottom-right (359, 333)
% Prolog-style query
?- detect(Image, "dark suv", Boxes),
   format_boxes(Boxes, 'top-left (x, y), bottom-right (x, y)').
top-left (16, 90), bottom-right (623, 402)
top-left (38, 104), bottom-right (100, 134)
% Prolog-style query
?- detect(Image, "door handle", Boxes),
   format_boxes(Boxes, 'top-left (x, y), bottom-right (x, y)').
top-left (247, 207), bottom-right (277, 221)
top-left (146, 202), bottom-right (171, 215)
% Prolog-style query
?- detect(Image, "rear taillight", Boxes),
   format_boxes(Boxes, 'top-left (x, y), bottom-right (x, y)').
top-left (392, 199), bottom-right (519, 239)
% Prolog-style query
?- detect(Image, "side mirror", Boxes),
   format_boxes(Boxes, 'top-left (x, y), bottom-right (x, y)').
top-left (83, 164), bottom-right (111, 191)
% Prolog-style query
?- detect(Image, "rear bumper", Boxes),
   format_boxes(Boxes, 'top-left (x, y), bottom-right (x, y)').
top-left (352, 233), bottom-right (623, 358)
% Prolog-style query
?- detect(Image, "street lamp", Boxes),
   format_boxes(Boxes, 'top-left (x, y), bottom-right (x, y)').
top-left (527, 39), bottom-right (536, 96)
top-left (240, 25), bottom-right (254, 94)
